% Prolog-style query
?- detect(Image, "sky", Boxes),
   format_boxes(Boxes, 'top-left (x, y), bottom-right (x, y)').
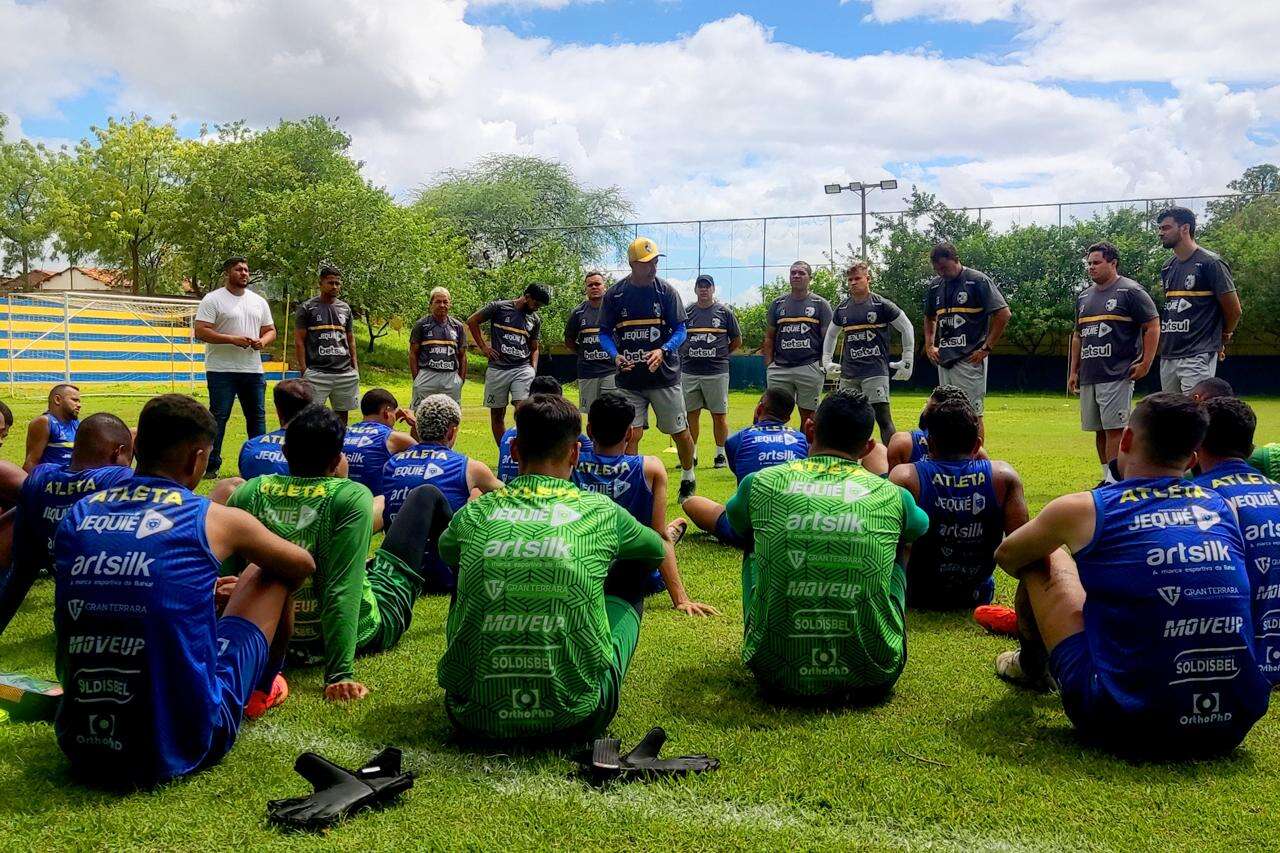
top-left (2, 0), bottom-right (1278, 296)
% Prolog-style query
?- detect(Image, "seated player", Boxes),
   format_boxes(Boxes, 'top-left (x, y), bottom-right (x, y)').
top-left (889, 396), bottom-right (1028, 610)
top-left (885, 385), bottom-right (981, 470)
top-left (1250, 441), bottom-right (1280, 480)
top-left (680, 388), bottom-right (809, 548)
top-left (0, 399), bottom-right (13, 447)
top-left (382, 394), bottom-right (502, 528)
top-left (1192, 397), bottom-right (1280, 686)
top-left (722, 389), bottom-right (930, 703)
top-left (237, 379), bottom-right (315, 480)
top-left (1190, 376), bottom-right (1233, 403)
top-left (496, 376), bottom-right (592, 483)
top-left (24, 383), bottom-right (82, 471)
top-left (574, 393), bottom-right (718, 616)
top-left (53, 394), bottom-right (314, 788)
top-left (437, 393), bottom-right (667, 742)
top-left (343, 388), bottom-right (417, 495)
top-left (0, 414), bottom-right (134, 636)
top-left (993, 393), bottom-right (1269, 758)
top-left (224, 405), bottom-right (454, 703)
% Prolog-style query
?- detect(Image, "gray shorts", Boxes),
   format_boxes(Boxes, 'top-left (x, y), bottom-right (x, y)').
top-left (682, 373), bottom-right (730, 414)
top-left (839, 374), bottom-right (890, 404)
top-left (483, 364), bottom-right (535, 409)
top-left (619, 385), bottom-right (687, 434)
top-left (303, 368), bottom-right (360, 412)
top-left (767, 362), bottom-right (825, 411)
top-left (1159, 353), bottom-right (1218, 395)
top-left (937, 358), bottom-right (988, 416)
top-left (578, 374), bottom-right (617, 411)
top-left (413, 369), bottom-right (463, 406)
top-left (1081, 379), bottom-right (1133, 431)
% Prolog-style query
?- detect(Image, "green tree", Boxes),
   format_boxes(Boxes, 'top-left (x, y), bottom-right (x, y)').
top-left (55, 115), bottom-right (181, 294)
top-left (0, 115), bottom-right (58, 281)
top-left (1206, 164), bottom-right (1280, 223)
top-left (416, 154), bottom-right (632, 268)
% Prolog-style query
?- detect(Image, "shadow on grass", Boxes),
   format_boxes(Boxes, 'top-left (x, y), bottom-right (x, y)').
top-left (661, 656), bottom-right (897, 730)
top-left (958, 687), bottom-right (1261, 781)
top-left (0, 630), bottom-right (57, 660)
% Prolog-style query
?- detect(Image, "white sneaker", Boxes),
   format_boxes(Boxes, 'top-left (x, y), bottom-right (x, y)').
top-left (995, 650), bottom-right (1057, 693)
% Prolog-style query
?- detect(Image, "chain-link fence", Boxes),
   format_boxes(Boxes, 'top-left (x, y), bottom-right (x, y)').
top-left (520, 192), bottom-right (1274, 305)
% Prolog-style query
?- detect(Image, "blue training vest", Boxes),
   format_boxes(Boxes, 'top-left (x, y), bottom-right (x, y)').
top-left (53, 475), bottom-right (224, 786)
top-left (573, 450), bottom-right (654, 526)
top-left (497, 427), bottom-right (593, 483)
top-left (382, 443), bottom-right (470, 527)
top-left (1193, 460), bottom-right (1280, 686)
top-left (238, 429), bottom-right (288, 480)
top-left (343, 421), bottom-right (394, 495)
top-left (724, 420), bottom-right (808, 482)
top-left (908, 429), bottom-right (928, 464)
top-left (40, 412), bottom-right (79, 467)
top-left (909, 457), bottom-right (1003, 607)
top-left (17, 463), bottom-right (134, 575)
top-left (1073, 477), bottom-right (1269, 738)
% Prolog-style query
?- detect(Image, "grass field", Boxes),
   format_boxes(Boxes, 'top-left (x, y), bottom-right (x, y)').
top-left (1, 377), bottom-right (1278, 851)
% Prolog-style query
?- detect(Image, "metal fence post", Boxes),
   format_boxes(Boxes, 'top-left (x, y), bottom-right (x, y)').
top-left (761, 218), bottom-right (767, 288)
top-left (62, 293), bottom-right (71, 382)
top-left (697, 220), bottom-right (702, 278)
top-left (6, 294), bottom-right (13, 394)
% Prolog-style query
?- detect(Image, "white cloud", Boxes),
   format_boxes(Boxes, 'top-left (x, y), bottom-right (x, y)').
top-left (0, 0), bottom-right (1274, 254)
top-left (855, 0), bottom-right (1017, 24)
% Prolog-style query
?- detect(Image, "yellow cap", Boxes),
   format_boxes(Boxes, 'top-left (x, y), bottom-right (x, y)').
top-left (627, 237), bottom-right (662, 263)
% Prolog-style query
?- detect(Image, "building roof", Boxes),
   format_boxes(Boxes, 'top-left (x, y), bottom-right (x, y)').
top-left (0, 269), bottom-right (56, 290)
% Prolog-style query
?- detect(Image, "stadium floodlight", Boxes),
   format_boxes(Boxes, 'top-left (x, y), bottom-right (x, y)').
top-left (822, 175), bottom-right (900, 259)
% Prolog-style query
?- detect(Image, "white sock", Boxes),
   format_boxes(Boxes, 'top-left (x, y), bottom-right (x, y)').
top-left (1101, 464), bottom-right (1109, 479)
top-left (681, 467), bottom-right (695, 482)
top-left (715, 445), bottom-right (725, 458)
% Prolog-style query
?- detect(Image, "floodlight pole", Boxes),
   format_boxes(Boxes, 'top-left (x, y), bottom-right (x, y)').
top-left (824, 178), bottom-right (898, 261)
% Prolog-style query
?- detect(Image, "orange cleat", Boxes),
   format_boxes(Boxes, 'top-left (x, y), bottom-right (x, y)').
top-left (973, 604), bottom-right (1018, 637)
top-left (245, 673), bottom-right (289, 720)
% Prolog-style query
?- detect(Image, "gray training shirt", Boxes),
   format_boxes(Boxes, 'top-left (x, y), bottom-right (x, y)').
top-left (477, 299), bottom-right (541, 369)
top-left (1158, 248), bottom-right (1235, 359)
top-left (767, 292), bottom-right (832, 367)
top-left (1075, 276), bottom-right (1158, 385)
top-left (833, 293), bottom-right (903, 379)
top-left (410, 315), bottom-right (466, 374)
top-left (681, 301), bottom-right (741, 376)
top-left (565, 301), bottom-right (616, 380)
top-left (923, 267), bottom-right (1008, 367)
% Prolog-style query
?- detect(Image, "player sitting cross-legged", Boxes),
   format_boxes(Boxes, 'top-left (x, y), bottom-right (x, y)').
top-left (0, 413), bottom-right (134, 637)
top-left (721, 389), bottom-right (930, 703)
top-left (889, 394), bottom-right (1029, 611)
top-left (53, 394), bottom-right (314, 788)
top-left (436, 393), bottom-right (667, 743)
top-left (24, 383), bottom-right (81, 471)
top-left (679, 388), bottom-right (808, 549)
top-left (993, 393), bottom-right (1270, 758)
top-left (222, 404), bottom-right (455, 705)
top-left (342, 388), bottom-right (418, 496)
top-left (573, 392), bottom-right (717, 616)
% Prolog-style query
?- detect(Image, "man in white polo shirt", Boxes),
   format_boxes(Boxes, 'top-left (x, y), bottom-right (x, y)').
top-left (194, 256), bottom-right (276, 478)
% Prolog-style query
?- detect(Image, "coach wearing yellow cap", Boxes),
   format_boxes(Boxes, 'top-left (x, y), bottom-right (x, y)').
top-left (598, 238), bottom-right (700, 500)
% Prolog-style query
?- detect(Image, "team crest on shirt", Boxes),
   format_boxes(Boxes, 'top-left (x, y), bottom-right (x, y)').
top-left (712, 316), bottom-right (722, 327)
top-left (652, 302), bottom-right (661, 316)
top-left (805, 306), bottom-right (815, 317)
top-left (1105, 298), bottom-right (1117, 311)
top-left (1185, 274), bottom-right (1197, 288)
top-left (867, 311), bottom-right (877, 323)
top-left (956, 291), bottom-right (969, 305)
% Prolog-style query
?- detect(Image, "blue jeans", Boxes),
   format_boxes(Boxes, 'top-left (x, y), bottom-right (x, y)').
top-left (206, 371), bottom-right (266, 472)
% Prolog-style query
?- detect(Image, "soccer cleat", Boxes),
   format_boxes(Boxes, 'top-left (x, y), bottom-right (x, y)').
top-left (973, 604), bottom-right (1018, 637)
top-left (678, 479), bottom-right (696, 502)
top-left (995, 650), bottom-right (1056, 693)
top-left (712, 453), bottom-right (728, 469)
top-left (245, 673), bottom-right (289, 720)
top-left (667, 518), bottom-right (688, 545)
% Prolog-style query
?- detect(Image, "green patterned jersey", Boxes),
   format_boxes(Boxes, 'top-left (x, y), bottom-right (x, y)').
top-left (436, 474), bottom-right (665, 738)
top-left (1250, 444), bottom-right (1280, 480)
top-left (725, 455), bottom-right (930, 697)
top-left (227, 475), bottom-right (375, 684)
